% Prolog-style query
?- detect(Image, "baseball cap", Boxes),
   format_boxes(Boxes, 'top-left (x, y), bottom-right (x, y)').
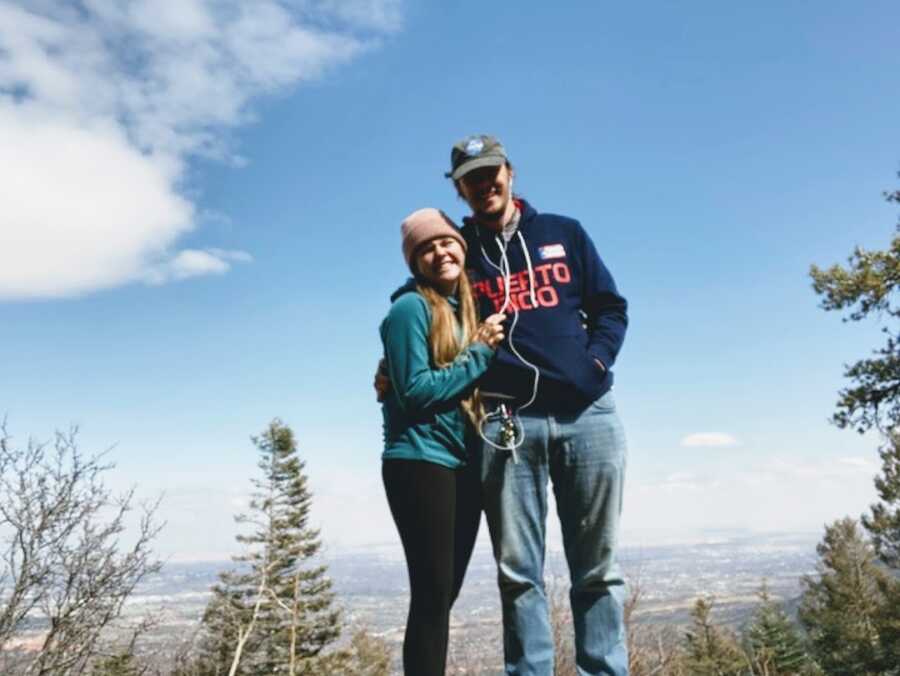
top-left (445, 134), bottom-right (508, 181)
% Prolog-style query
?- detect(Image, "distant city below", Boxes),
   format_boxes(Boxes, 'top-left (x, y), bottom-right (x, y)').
top-left (108, 530), bottom-right (821, 673)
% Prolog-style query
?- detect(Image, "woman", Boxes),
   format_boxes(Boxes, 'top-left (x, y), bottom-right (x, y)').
top-left (380, 207), bottom-right (505, 676)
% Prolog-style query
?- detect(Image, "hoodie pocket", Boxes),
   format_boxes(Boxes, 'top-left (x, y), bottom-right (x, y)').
top-left (552, 334), bottom-right (608, 398)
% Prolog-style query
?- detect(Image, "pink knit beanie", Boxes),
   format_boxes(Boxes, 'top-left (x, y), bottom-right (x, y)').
top-left (400, 208), bottom-right (467, 272)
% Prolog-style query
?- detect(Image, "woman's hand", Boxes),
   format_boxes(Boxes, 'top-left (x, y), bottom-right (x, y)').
top-left (373, 358), bottom-right (391, 402)
top-left (474, 313), bottom-right (506, 348)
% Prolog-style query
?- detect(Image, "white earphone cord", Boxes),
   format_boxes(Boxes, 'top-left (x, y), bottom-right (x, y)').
top-left (475, 222), bottom-right (541, 457)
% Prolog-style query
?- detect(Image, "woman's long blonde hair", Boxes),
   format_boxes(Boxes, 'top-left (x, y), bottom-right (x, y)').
top-left (416, 271), bottom-right (483, 426)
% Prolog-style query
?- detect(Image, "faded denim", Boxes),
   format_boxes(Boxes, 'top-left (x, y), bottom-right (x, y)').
top-left (480, 391), bottom-right (628, 675)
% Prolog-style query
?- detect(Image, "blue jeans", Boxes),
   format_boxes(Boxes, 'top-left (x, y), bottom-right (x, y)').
top-left (480, 391), bottom-right (628, 675)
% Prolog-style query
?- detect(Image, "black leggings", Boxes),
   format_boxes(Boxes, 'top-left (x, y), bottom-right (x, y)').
top-left (382, 459), bottom-right (482, 676)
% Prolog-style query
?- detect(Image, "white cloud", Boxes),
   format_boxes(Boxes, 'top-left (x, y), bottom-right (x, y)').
top-left (310, 0), bottom-right (404, 33)
top-left (143, 248), bottom-right (253, 284)
top-left (758, 455), bottom-right (878, 481)
top-left (0, 0), bottom-right (398, 299)
top-left (680, 432), bottom-right (740, 448)
top-left (837, 456), bottom-right (875, 469)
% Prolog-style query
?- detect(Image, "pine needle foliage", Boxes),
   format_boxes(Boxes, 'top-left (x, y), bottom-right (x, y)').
top-left (338, 629), bottom-right (392, 676)
top-left (798, 518), bottom-right (892, 676)
top-left (863, 431), bottom-right (900, 570)
top-left (744, 583), bottom-right (819, 675)
top-left (88, 653), bottom-right (143, 676)
top-left (810, 178), bottom-right (900, 569)
top-left (196, 420), bottom-right (341, 675)
top-left (809, 173), bottom-right (900, 673)
top-left (682, 597), bottom-right (749, 676)
top-left (809, 181), bottom-right (900, 435)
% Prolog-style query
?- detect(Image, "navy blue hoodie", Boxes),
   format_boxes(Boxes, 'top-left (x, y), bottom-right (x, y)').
top-left (460, 199), bottom-right (627, 409)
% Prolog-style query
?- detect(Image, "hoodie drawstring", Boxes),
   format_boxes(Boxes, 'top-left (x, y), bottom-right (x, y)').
top-left (517, 229), bottom-right (538, 308)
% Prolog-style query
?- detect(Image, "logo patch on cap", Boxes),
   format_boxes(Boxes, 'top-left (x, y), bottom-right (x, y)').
top-left (538, 243), bottom-right (566, 260)
top-left (465, 138), bottom-right (484, 156)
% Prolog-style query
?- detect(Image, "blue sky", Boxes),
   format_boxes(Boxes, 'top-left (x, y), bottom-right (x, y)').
top-left (2, 1), bottom-right (898, 559)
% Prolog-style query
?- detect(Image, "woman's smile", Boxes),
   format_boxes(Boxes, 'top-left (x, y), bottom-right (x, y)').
top-left (416, 236), bottom-right (465, 293)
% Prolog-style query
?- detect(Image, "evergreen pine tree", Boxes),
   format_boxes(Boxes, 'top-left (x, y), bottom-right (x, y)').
top-left (743, 582), bottom-right (818, 675)
top-left (329, 629), bottom-right (392, 676)
top-left (681, 597), bottom-right (749, 676)
top-left (810, 177), bottom-right (900, 672)
top-left (863, 431), bottom-right (900, 569)
top-left (196, 420), bottom-right (342, 675)
top-left (798, 518), bottom-right (890, 675)
top-left (193, 579), bottom-right (245, 675)
top-left (863, 434), bottom-right (900, 670)
top-left (810, 177), bottom-right (900, 570)
top-left (88, 653), bottom-right (142, 676)
top-left (809, 179), bottom-right (900, 437)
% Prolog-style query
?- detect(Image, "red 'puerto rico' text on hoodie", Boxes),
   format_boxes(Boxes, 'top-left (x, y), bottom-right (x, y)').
top-left (460, 199), bottom-right (627, 410)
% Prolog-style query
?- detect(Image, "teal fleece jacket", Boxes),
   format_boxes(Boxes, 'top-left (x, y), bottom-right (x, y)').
top-left (380, 283), bottom-right (494, 468)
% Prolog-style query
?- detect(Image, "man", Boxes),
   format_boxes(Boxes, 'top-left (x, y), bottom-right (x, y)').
top-left (448, 134), bottom-right (629, 676)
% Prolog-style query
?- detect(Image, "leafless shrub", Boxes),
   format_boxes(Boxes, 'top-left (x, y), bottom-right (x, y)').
top-left (547, 572), bottom-right (685, 676)
top-left (625, 578), bottom-right (685, 676)
top-left (446, 642), bottom-right (491, 675)
top-left (546, 575), bottom-right (576, 676)
top-left (0, 422), bottom-right (162, 676)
